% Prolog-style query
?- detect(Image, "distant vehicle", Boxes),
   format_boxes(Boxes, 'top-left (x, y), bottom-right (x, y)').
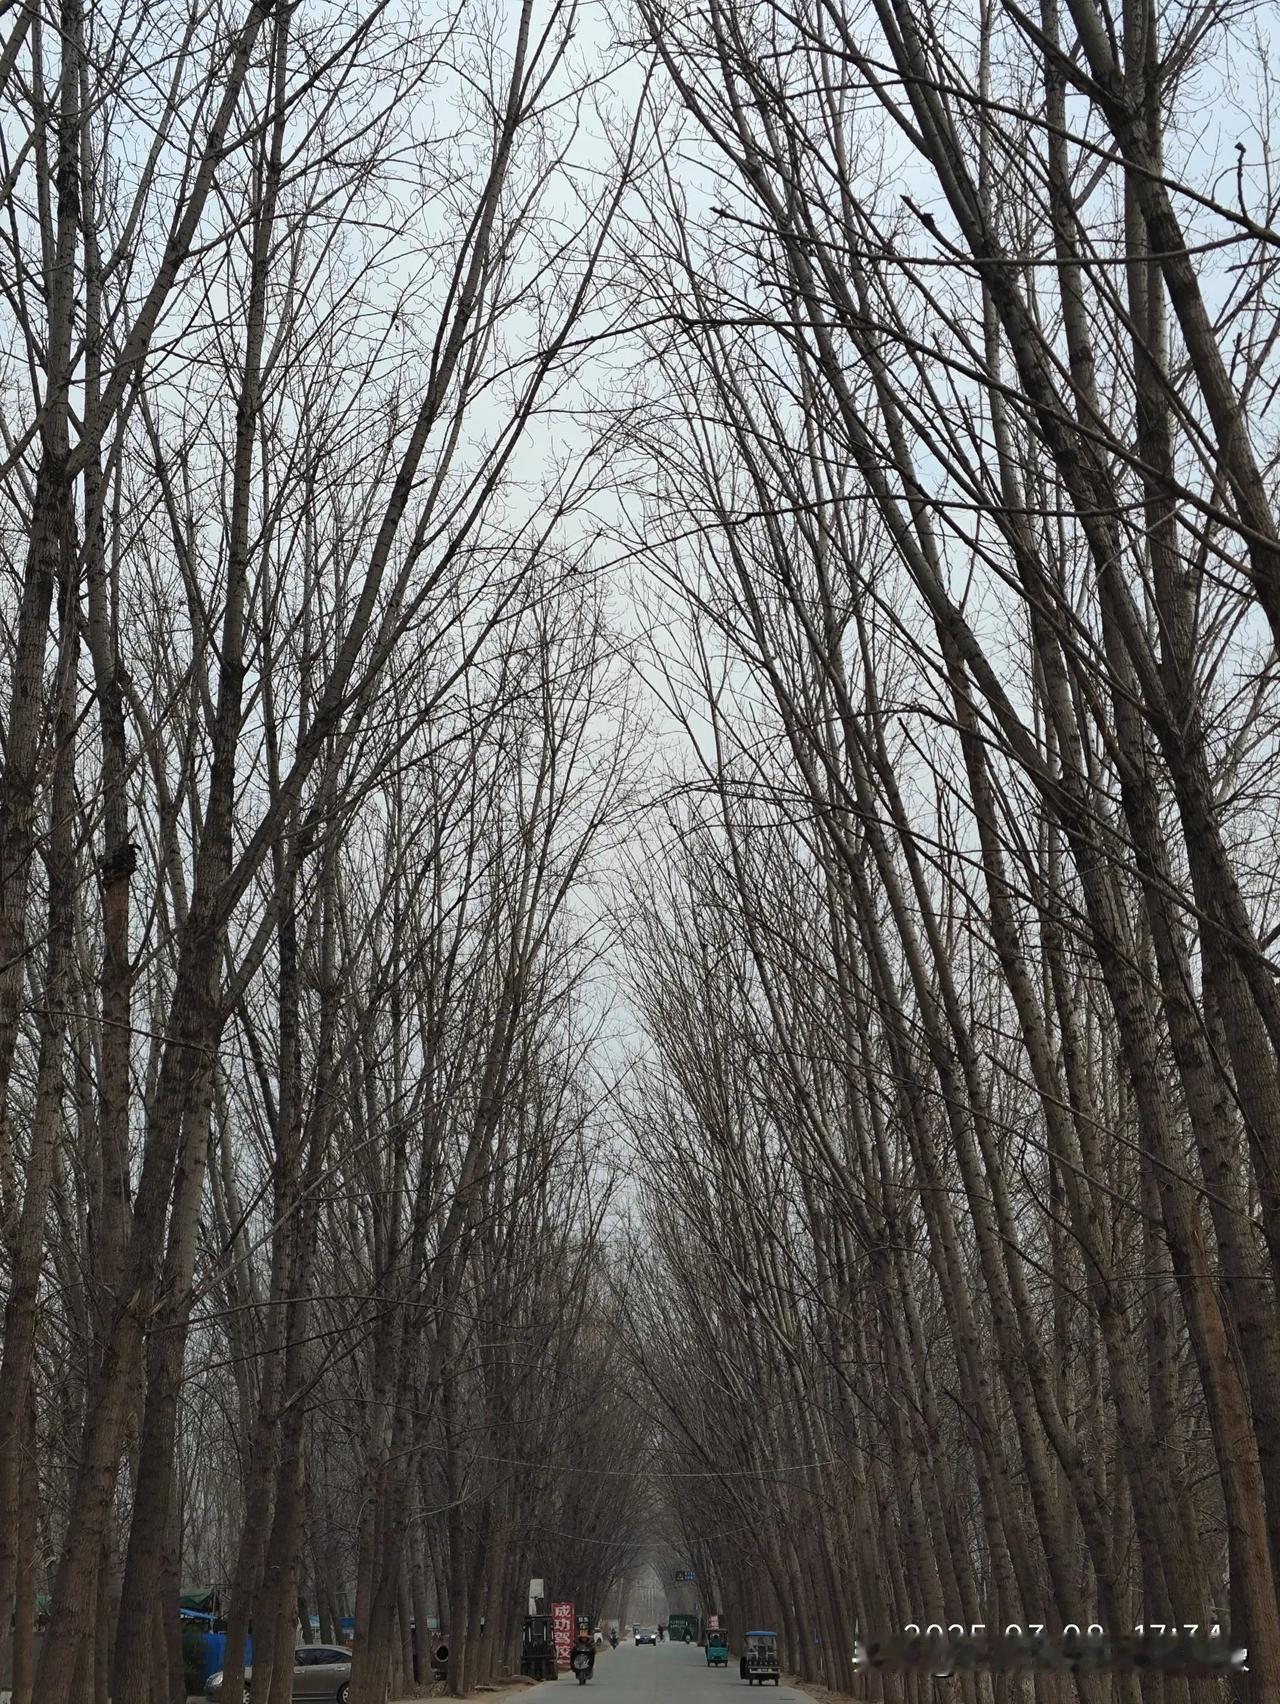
top-left (206, 1645), bottom-right (352, 1701)
top-left (706, 1631), bottom-right (730, 1667)
top-left (635, 1627), bottom-right (657, 1645)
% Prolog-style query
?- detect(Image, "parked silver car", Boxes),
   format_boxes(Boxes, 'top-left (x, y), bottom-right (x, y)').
top-left (206, 1645), bottom-right (352, 1701)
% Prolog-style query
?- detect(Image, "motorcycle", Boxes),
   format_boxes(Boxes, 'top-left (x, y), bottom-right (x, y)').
top-left (609, 1632), bottom-right (618, 1651)
top-left (571, 1648), bottom-right (595, 1686)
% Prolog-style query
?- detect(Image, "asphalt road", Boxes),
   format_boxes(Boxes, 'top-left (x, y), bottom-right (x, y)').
top-left (563, 1638), bottom-right (807, 1704)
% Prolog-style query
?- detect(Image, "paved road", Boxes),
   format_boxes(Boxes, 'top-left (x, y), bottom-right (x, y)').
top-left (560, 1639), bottom-right (807, 1704)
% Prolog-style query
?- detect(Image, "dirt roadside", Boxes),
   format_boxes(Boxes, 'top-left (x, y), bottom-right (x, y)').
top-left (780, 1674), bottom-right (860, 1704)
top-left (390, 1667), bottom-right (607, 1701)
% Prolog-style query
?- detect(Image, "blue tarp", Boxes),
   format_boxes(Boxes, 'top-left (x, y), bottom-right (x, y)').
top-left (198, 1632), bottom-right (252, 1685)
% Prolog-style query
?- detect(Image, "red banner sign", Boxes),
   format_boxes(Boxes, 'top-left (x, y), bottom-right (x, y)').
top-left (553, 1600), bottom-right (576, 1670)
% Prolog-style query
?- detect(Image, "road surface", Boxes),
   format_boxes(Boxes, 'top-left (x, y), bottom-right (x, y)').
top-left (559, 1638), bottom-right (809, 1704)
